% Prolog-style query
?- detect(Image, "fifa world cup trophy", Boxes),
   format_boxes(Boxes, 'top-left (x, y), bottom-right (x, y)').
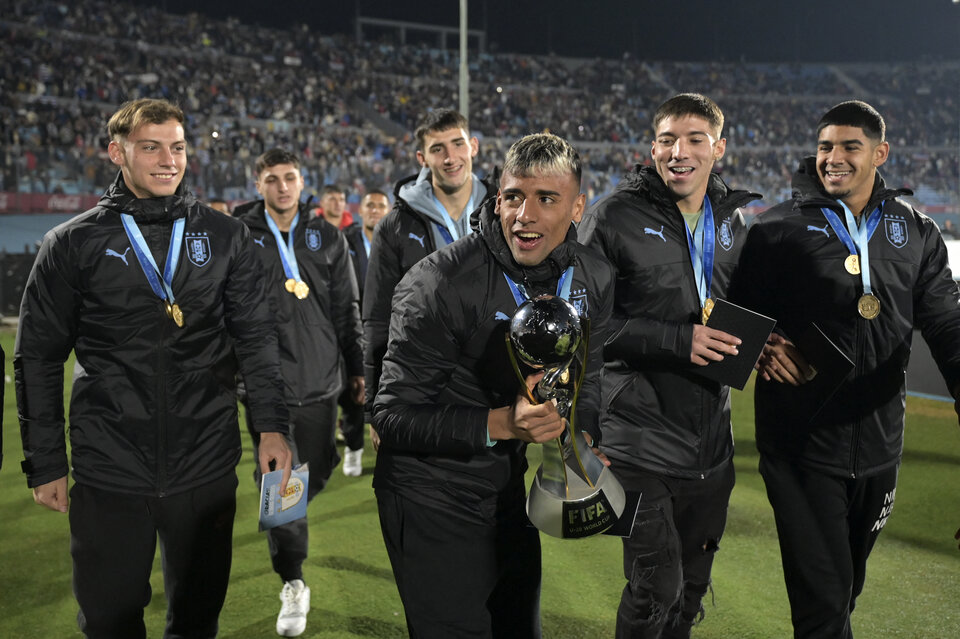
top-left (507, 295), bottom-right (625, 538)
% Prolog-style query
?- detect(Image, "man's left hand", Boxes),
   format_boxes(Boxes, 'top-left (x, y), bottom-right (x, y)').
top-left (258, 432), bottom-right (293, 495)
top-left (583, 433), bottom-right (610, 467)
top-left (350, 376), bottom-right (365, 405)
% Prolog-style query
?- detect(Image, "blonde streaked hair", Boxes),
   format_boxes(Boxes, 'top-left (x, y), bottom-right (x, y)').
top-left (502, 133), bottom-right (582, 187)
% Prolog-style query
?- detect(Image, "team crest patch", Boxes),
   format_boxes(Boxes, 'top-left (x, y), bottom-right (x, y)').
top-left (185, 232), bottom-right (211, 267)
top-left (305, 228), bottom-right (322, 252)
top-left (717, 219), bottom-right (734, 251)
top-left (884, 214), bottom-right (908, 249)
top-left (569, 290), bottom-right (589, 318)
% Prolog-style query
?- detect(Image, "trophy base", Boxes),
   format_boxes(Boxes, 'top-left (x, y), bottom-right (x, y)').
top-left (526, 463), bottom-right (626, 539)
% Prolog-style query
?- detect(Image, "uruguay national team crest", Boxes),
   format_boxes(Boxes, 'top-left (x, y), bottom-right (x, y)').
top-left (717, 218), bottom-right (734, 251)
top-left (305, 228), bottom-right (322, 252)
top-left (569, 289), bottom-right (589, 318)
top-left (185, 232), bottom-right (211, 267)
top-left (884, 213), bottom-right (908, 249)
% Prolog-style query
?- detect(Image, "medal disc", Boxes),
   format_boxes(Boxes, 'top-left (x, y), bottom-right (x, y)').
top-left (857, 294), bottom-right (880, 319)
top-left (702, 297), bottom-right (715, 325)
top-left (294, 280), bottom-right (310, 300)
top-left (284, 278), bottom-right (297, 293)
top-left (164, 300), bottom-right (174, 318)
top-left (844, 254), bottom-right (860, 275)
top-left (171, 303), bottom-right (185, 328)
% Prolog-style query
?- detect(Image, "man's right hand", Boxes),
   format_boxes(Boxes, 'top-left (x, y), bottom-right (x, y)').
top-left (758, 333), bottom-right (814, 385)
top-left (488, 372), bottom-right (566, 444)
top-left (33, 476), bottom-right (69, 513)
top-left (690, 324), bottom-right (741, 366)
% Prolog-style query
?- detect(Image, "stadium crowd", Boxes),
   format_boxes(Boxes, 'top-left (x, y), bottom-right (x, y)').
top-left (2, 0), bottom-right (958, 209)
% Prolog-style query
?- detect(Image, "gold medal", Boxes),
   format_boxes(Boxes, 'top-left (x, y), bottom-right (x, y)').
top-left (702, 297), bottom-right (715, 325)
top-left (294, 280), bottom-right (310, 300)
top-left (284, 278), bottom-right (297, 293)
top-left (857, 293), bottom-right (880, 319)
top-left (171, 303), bottom-right (184, 328)
top-left (164, 300), bottom-right (174, 318)
top-left (844, 254), bottom-right (860, 275)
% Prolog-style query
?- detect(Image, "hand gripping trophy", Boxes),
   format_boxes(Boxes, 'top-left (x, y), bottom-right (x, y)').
top-left (507, 295), bottom-right (625, 538)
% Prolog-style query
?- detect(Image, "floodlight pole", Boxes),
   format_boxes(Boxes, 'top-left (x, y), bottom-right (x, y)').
top-left (459, 0), bottom-right (469, 121)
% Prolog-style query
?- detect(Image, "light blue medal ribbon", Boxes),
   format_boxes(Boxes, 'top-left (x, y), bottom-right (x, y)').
top-left (432, 193), bottom-right (461, 245)
top-left (120, 214), bottom-right (185, 324)
top-left (362, 232), bottom-right (371, 257)
top-left (264, 211), bottom-right (302, 283)
top-left (503, 265), bottom-right (575, 307)
top-left (682, 196), bottom-right (715, 323)
top-left (820, 202), bottom-right (883, 317)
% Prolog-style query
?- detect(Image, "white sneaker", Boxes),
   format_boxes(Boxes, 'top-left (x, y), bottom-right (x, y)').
top-left (276, 579), bottom-right (310, 637)
top-left (342, 447), bottom-right (363, 477)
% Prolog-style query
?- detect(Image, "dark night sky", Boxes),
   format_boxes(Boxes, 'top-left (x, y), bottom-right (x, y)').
top-left (145, 0), bottom-right (960, 63)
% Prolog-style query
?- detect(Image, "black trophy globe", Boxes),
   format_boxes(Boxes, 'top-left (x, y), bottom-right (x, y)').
top-left (509, 295), bottom-right (582, 370)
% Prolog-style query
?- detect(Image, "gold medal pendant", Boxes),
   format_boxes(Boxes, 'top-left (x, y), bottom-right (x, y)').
top-left (284, 278), bottom-right (297, 293)
top-left (701, 298), bottom-right (715, 325)
top-left (171, 303), bottom-right (184, 328)
top-left (164, 300), bottom-right (174, 318)
top-left (844, 254), bottom-right (860, 275)
top-left (857, 294), bottom-right (880, 319)
top-left (294, 280), bottom-right (310, 300)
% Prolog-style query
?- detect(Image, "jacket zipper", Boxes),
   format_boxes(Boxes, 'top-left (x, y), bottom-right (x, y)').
top-left (849, 317), bottom-right (866, 478)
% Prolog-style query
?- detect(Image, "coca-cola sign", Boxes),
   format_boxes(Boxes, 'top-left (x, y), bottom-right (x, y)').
top-left (46, 194), bottom-right (83, 211)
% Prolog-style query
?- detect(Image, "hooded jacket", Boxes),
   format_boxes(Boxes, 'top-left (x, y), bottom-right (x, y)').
top-left (728, 158), bottom-right (960, 478)
top-left (236, 201), bottom-right (363, 404)
top-left (362, 168), bottom-right (499, 415)
top-left (578, 165), bottom-right (760, 480)
top-left (372, 197), bottom-right (615, 524)
top-left (15, 173), bottom-right (288, 495)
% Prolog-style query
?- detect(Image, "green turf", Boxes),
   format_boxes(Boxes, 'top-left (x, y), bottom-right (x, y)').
top-left (1, 326), bottom-right (957, 637)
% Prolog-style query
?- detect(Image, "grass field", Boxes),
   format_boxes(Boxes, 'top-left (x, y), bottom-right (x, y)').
top-left (0, 325), bottom-right (958, 638)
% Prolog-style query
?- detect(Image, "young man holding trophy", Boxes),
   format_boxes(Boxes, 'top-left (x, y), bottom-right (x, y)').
top-left (372, 133), bottom-right (615, 637)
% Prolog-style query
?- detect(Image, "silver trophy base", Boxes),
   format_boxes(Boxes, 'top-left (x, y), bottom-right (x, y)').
top-left (526, 462), bottom-right (626, 538)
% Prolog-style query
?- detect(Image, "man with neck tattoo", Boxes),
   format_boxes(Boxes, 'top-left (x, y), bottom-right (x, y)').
top-left (373, 133), bottom-right (613, 637)
top-left (236, 148), bottom-right (363, 637)
top-left (580, 93), bottom-right (760, 638)
top-left (362, 109), bottom-right (498, 428)
top-left (728, 100), bottom-right (960, 638)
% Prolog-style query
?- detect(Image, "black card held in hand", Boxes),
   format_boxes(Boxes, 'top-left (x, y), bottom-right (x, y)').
top-left (697, 299), bottom-right (776, 390)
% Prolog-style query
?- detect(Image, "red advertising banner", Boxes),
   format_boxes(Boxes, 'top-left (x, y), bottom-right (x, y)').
top-left (0, 193), bottom-right (100, 215)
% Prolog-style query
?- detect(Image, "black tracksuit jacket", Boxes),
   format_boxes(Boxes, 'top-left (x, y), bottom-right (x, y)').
top-left (728, 158), bottom-right (960, 478)
top-left (372, 198), bottom-right (614, 524)
top-left (16, 173), bottom-right (288, 495)
top-left (362, 171), bottom-right (499, 416)
top-left (237, 202), bottom-right (363, 404)
top-left (579, 165), bottom-right (760, 480)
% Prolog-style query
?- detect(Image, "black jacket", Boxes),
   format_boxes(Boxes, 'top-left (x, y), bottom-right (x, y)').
top-left (341, 222), bottom-right (369, 301)
top-left (728, 158), bottom-right (960, 478)
top-left (362, 170), bottom-right (499, 416)
top-left (237, 202), bottom-right (363, 404)
top-left (579, 166), bottom-right (760, 480)
top-left (372, 198), bottom-right (615, 524)
top-left (15, 173), bottom-right (288, 495)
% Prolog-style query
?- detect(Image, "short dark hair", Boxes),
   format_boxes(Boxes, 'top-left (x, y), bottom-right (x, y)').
top-left (363, 189), bottom-right (389, 200)
top-left (108, 99), bottom-right (185, 141)
top-left (817, 100), bottom-right (885, 143)
top-left (415, 109), bottom-right (470, 152)
top-left (321, 184), bottom-right (345, 197)
top-left (255, 148), bottom-right (300, 176)
top-left (502, 133), bottom-right (582, 187)
top-left (653, 93), bottom-right (724, 138)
